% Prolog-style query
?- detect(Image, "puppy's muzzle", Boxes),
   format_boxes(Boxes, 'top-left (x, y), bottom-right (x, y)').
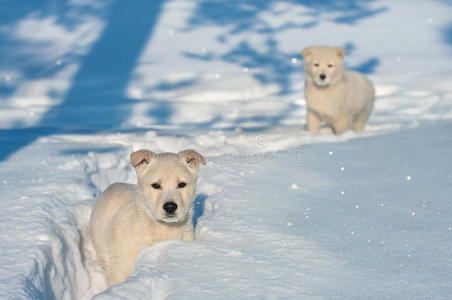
top-left (163, 201), bottom-right (178, 215)
top-left (319, 73), bottom-right (326, 81)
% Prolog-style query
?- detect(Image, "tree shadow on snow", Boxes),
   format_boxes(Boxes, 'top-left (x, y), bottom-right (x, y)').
top-left (182, 0), bottom-right (385, 102)
top-left (443, 22), bottom-right (452, 50)
top-left (0, 0), bottom-right (165, 162)
top-left (186, 0), bottom-right (387, 32)
top-left (343, 42), bottom-right (380, 74)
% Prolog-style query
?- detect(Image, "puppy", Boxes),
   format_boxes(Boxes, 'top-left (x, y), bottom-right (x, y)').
top-left (89, 149), bottom-right (206, 286)
top-left (301, 46), bottom-right (375, 134)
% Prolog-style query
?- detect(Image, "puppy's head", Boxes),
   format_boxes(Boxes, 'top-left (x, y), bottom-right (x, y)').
top-left (130, 149), bottom-right (206, 223)
top-left (301, 46), bottom-right (345, 87)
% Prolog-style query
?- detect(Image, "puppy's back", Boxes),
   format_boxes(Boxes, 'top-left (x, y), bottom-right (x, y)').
top-left (90, 183), bottom-right (137, 265)
top-left (91, 183), bottom-right (136, 223)
top-left (343, 70), bottom-right (375, 109)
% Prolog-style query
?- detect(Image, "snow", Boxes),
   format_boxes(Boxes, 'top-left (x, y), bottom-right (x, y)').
top-left (1, 0), bottom-right (452, 299)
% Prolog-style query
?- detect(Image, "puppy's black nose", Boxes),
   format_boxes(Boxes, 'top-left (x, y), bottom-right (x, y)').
top-left (319, 73), bottom-right (326, 80)
top-left (163, 202), bottom-right (178, 214)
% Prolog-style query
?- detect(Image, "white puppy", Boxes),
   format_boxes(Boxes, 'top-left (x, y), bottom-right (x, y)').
top-left (301, 46), bottom-right (375, 134)
top-left (89, 149), bottom-right (206, 286)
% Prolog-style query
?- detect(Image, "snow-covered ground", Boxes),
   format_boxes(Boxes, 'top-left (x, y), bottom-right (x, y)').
top-left (1, 0), bottom-right (452, 299)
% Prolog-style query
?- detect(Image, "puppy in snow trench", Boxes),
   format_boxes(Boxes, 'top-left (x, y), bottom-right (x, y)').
top-left (89, 149), bottom-right (206, 286)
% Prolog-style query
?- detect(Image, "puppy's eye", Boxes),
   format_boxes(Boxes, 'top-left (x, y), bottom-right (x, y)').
top-left (151, 183), bottom-right (161, 189)
top-left (313, 63), bottom-right (319, 67)
top-left (328, 64), bottom-right (333, 68)
top-left (178, 182), bottom-right (187, 189)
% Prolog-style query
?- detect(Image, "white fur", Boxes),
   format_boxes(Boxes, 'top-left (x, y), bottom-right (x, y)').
top-left (302, 46), bottom-right (375, 134)
top-left (89, 149), bottom-right (205, 286)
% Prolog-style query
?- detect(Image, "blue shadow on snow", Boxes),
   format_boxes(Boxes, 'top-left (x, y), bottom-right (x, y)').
top-left (0, 0), bottom-right (165, 162)
top-left (443, 22), bottom-right (452, 49)
top-left (183, 0), bottom-right (385, 97)
top-left (193, 193), bottom-right (208, 228)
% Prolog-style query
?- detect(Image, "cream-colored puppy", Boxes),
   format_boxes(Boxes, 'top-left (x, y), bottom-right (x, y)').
top-left (89, 149), bottom-right (206, 286)
top-left (301, 46), bottom-right (375, 134)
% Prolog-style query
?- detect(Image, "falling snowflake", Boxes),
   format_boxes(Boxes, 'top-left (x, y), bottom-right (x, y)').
top-left (289, 183), bottom-right (299, 190)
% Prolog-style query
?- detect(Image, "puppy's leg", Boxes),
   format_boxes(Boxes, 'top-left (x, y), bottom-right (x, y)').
top-left (104, 249), bottom-right (137, 286)
top-left (306, 110), bottom-right (321, 134)
top-left (353, 102), bottom-right (373, 132)
top-left (103, 218), bottom-right (140, 286)
top-left (182, 226), bottom-right (195, 241)
top-left (332, 115), bottom-right (352, 135)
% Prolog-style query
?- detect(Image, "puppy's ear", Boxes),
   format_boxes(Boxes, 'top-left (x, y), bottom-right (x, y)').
top-left (336, 47), bottom-right (346, 59)
top-left (130, 149), bottom-right (153, 170)
top-left (179, 149), bottom-right (206, 170)
top-left (301, 47), bottom-right (312, 58)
